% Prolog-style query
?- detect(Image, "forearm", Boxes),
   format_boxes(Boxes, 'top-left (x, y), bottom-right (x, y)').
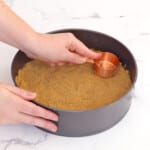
top-left (0, 0), bottom-right (37, 53)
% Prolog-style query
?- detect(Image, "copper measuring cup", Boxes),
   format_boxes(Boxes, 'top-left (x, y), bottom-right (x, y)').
top-left (87, 52), bottom-right (120, 78)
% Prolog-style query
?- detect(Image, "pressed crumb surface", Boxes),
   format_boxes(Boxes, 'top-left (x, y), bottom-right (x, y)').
top-left (16, 60), bottom-right (132, 110)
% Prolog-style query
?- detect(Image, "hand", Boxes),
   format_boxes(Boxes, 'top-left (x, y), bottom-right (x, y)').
top-left (0, 1), bottom-right (101, 66)
top-left (0, 82), bottom-right (58, 132)
top-left (25, 32), bottom-right (102, 66)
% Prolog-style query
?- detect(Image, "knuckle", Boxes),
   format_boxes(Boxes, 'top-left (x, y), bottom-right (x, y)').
top-left (42, 120), bottom-right (50, 128)
top-left (28, 116), bottom-right (36, 125)
top-left (38, 108), bottom-right (54, 120)
top-left (19, 115), bottom-right (34, 125)
top-left (30, 105), bottom-right (48, 118)
top-left (66, 32), bottom-right (74, 39)
top-left (30, 105), bottom-right (38, 115)
top-left (36, 107), bottom-right (46, 117)
top-left (34, 118), bottom-right (48, 129)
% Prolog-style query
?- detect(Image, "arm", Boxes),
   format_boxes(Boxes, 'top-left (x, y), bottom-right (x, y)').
top-left (0, 0), bottom-right (58, 131)
top-left (0, 0), bottom-right (101, 131)
top-left (0, 0), bottom-right (37, 51)
top-left (0, 0), bottom-right (101, 66)
top-left (0, 0), bottom-right (38, 55)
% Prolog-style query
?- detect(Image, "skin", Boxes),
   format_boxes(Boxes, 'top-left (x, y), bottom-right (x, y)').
top-left (0, 0), bottom-right (102, 132)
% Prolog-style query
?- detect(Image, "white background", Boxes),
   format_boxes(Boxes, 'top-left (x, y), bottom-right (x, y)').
top-left (0, 0), bottom-right (150, 149)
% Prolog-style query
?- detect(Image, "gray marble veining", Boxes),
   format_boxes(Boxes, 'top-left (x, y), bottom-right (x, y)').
top-left (0, 133), bottom-right (48, 150)
top-left (0, 0), bottom-right (150, 149)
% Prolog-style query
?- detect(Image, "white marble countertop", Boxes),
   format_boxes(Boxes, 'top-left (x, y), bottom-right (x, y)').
top-left (0, 0), bottom-right (150, 149)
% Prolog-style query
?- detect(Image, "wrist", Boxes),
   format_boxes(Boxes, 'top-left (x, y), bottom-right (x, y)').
top-left (20, 31), bottom-right (40, 58)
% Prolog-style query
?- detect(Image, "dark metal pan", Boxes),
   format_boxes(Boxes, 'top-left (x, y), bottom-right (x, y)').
top-left (11, 29), bottom-right (137, 137)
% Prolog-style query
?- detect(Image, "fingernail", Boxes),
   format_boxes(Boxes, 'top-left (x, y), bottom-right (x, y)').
top-left (51, 126), bottom-right (58, 132)
top-left (51, 115), bottom-right (59, 122)
top-left (27, 92), bottom-right (37, 97)
top-left (78, 57), bottom-right (86, 63)
top-left (97, 52), bottom-right (103, 57)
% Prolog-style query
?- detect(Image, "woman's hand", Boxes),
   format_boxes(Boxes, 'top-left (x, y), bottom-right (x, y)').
top-left (0, 1), bottom-right (101, 66)
top-left (0, 82), bottom-right (58, 132)
top-left (25, 32), bottom-right (102, 66)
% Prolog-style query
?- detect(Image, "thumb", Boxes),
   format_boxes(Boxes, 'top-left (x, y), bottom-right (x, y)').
top-left (2, 83), bottom-right (36, 100)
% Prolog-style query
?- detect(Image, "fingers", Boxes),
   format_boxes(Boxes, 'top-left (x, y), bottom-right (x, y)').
top-left (46, 62), bottom-right (65, 67)
top-left (68, 34), bottom-right (102, 59)
top-left (0, 82), bottom-right (58, 132)
top-left (19, 113), bottom-right (57, 132)
top-left (63, 51), bottom-right (86, 64)
top-left (16, 97), bottom-right (58, 132)
top-left (19, 100), bottom-right (58, 121)
top-left (55, 62), bottom-right (65, 66)
top-left (2, 83), bottom-right (36, 100)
